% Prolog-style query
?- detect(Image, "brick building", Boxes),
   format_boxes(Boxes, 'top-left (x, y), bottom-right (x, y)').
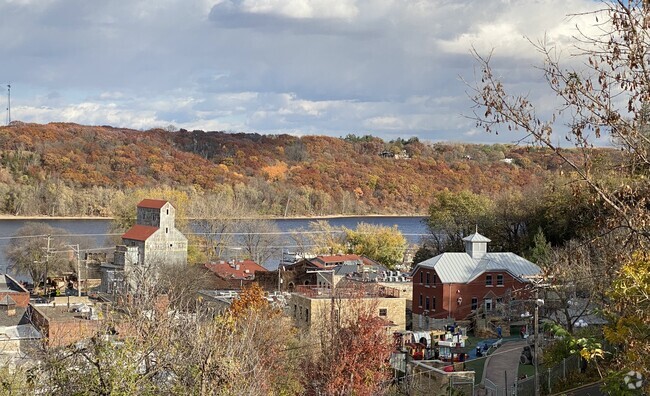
top-left (29, 304), bottom-right (101, 347)
top-left (256, 254), bottom-right (385, 292)
top-left (291, 284), bottom-right (406, 332)
top-left (411, 232), bottom-right (540, 330)
top-left (205, 259), bottom-right (268, 289)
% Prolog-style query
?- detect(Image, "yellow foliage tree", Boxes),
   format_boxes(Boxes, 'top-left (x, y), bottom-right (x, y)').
top-left (604, 251), bottom-right (650, 388)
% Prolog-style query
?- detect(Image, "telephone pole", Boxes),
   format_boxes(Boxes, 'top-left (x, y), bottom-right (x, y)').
top-left (44, 234), bottom-right (51, 297)
top-left (524, 275), bottom-right (548, 396)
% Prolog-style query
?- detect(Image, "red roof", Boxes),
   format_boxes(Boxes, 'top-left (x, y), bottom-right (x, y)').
top-left (137, 199), bottom-right (169, 209)
top-left (122, 225), bottom-right (159, 241)
top-left (205, 260), bottom-right (268, 280)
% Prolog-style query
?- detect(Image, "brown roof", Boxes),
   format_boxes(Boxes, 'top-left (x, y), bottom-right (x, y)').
top-left (310, 254), bottom-right (378, 267)
top-left (205, 260), bottom-right (268, 280)
top-left (137, 199), bottom-right (169, 209)
top-left (122, 225), bottom-right (159, 241)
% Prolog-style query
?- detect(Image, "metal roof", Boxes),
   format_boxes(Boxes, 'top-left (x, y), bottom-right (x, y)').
top-left (462, 232), bottom-right (491, 243)
top-left (416, 252), bottom-right (540, 283)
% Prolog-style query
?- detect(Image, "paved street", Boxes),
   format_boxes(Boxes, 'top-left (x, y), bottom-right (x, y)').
top-left (483, 340), bottom-right (528, 393)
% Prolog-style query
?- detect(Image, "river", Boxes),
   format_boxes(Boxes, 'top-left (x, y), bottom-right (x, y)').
top-left (0, 216), bottom-right (429, 274)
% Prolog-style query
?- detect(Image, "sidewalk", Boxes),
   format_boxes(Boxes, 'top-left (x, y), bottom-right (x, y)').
top-left (483, 340), bottom-right (528, 393)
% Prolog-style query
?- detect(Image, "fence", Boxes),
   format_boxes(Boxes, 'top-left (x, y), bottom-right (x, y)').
top-left (513, 354), bottom-right (581, 396)
top-left (395, 360), bottom-right (475, 396)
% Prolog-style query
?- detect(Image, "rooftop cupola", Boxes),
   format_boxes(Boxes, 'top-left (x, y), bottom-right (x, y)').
top-left (462, 232), bottom-right (491, 259)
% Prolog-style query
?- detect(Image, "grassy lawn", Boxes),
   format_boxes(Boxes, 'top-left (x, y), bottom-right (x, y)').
top-left (465, 357), bottom-right (488, 384)
top-left (518, 363), bottom-right (536, 378)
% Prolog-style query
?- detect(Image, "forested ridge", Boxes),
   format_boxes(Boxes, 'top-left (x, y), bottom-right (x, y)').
top-left (0, 122), bottom-right (614, 217)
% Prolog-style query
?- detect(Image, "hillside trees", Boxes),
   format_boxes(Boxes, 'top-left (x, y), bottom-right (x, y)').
top-left (0, 122), bottom-right (574, 217)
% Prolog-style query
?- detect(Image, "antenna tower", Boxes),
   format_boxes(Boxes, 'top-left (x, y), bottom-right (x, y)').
top-left (5, 84), bottom-right (10, 126)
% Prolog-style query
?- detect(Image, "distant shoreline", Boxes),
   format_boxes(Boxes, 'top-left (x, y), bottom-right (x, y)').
top-left (0, 214), bottom-right (427, 221)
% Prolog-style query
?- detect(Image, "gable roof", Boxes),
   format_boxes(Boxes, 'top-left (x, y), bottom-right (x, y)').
top-left (122, 225), bottom-right (159, 242)
top-left (137, 199), bottom-right (169, 209)
top-left (415, 252), bottom-right (540, 284)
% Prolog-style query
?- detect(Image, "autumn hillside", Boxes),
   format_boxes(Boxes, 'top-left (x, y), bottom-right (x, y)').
top-left (0, 122), bottom-right (610, 217)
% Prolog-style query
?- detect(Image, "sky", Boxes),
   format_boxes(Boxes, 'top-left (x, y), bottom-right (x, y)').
top-left (0, 0), bottom-right (604, 143)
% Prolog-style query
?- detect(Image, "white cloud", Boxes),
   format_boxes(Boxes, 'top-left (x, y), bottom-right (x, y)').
top-left (234, 0), bottom-right (358, 19)
top-left (0, 0), bottom-right (609, 144)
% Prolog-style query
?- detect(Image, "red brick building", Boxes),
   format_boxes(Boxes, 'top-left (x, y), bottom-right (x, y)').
top-left (411, 233), bottom-right (540, 330)
top-left (205, 259), bottom-right (268, 289)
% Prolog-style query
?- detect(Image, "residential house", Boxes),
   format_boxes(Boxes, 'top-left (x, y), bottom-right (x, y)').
top-left (411, 232), bottom-right (541, 330)
top-left (205, 259), bottom-right (268, 289)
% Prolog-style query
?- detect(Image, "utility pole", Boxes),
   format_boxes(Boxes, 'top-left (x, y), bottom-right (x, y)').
top-left (68, 244), bottom-right (81, 297)
top-left (524, 275), bottom-right (548, 396)
top-left (44, 234), bottom-right (51, 297)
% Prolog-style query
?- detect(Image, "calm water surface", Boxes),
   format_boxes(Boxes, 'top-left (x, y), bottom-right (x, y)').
top-left (0, 217), bottom-right (429, 274)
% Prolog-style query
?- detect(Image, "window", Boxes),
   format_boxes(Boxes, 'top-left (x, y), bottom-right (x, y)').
top-left (379, 308), bottom-right (387, 317)
top-left (419, 271), bottom-right (423, 284)
top-left (431, 297), bottom-right (436, 310)
top-left (166, 209), bottom-right (169, 215)
top-left (169, 244), bottom-right (173, 248)
top-left (425, 296), bottom-right (430, 310)
top-left (432, 273), bottom-right (437, 285)
top-left (294, 304), bottom-right (297, 317)
top-left (426, 272), bottom-right (430, 285)
top-left (485, 298), bottom-right (493, 311)
top-left (471, 297), bottom-right (478, 311)
top-left (165, 227), bottom-right (169, 234)
top-left (485, 275), bottom-right (493, 286)
top-left (419, 294), bottom-right (423, 307)
top-left (305, 309), bottom-right (309, 322)
top-left (497, 274), bottom-right (504, 286)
